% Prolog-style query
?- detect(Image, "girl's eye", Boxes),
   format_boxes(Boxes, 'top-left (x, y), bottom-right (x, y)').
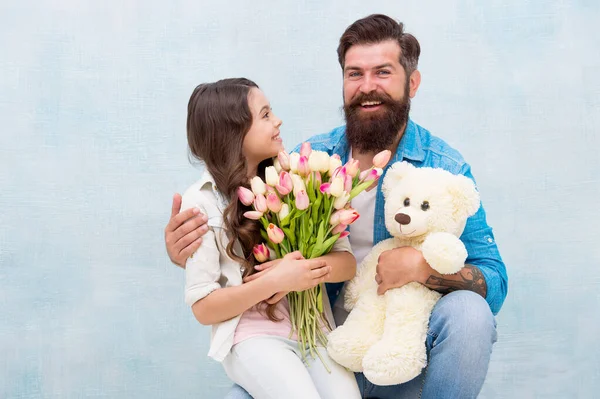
top-left (263, 112), bottom-right (270, 119)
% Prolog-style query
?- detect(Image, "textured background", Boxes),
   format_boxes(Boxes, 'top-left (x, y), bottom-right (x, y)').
top-left (1, 1), bottom-right (599, 398)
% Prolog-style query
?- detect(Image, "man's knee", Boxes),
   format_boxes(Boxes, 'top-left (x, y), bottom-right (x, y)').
top-left (429, 291), bottom-right (497, 344)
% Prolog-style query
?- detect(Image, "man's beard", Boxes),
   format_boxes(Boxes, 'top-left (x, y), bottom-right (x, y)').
top-left (344, 85), bottom-right (410, 153)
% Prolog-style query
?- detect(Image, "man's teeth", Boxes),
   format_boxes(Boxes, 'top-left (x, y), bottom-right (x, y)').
top-left (361, 101), bottom-right (382, 106)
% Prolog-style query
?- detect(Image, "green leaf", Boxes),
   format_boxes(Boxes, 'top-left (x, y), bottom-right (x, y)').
top-left (307, 176), bottom-right (316, 202)
top-left (311, 196), bottom-right (322, 225)
top-left (260, 230), bottom-right (269, 242)
top-left (318, 233), bottom-right (341, 257)
top-left (283, 227), bottom-right (296, 248)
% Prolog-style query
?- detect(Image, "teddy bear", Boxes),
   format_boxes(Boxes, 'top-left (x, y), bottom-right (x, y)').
top-left (326, 161), bottom-right (481, 386)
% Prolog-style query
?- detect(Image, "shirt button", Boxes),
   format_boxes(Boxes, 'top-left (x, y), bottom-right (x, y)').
top-left (487, 238), bottom-right (493, 243)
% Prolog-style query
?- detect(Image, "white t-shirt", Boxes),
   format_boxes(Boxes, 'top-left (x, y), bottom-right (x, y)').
top-left (332, 151), bottom-right (377, 325)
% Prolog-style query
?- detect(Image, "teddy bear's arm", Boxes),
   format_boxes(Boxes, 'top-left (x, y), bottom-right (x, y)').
top-left (421, 232), bottom-right (468, 275)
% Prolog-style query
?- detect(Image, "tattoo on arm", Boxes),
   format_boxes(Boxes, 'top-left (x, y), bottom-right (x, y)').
top-left (424, 265), bottom-right (487, 298)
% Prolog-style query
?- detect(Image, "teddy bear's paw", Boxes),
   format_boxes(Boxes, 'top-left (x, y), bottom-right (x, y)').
top-left (326, 326), bottom-right (378, 372)
top-left (361, 340), bottom-right (427, 386)
top-left (421, 232), bottom-right (467, 274)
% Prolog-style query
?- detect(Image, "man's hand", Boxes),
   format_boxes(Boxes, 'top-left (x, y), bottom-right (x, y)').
top-left (375, 246), bottom-right (429, 295)
top-left (165, 194), bottom-right (209, 268)
top-left (375, 246), bottom-right (488, 299)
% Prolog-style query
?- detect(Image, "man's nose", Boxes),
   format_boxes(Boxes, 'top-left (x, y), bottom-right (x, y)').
top-left (359, 75), bottom-right (376, 93)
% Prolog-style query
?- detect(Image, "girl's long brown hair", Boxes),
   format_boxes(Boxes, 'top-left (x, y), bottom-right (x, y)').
top-left (186, 78), bottom-right (279, 321)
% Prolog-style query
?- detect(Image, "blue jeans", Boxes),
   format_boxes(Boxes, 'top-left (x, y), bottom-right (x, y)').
top-left (224, 291), bottom-right (497, 399)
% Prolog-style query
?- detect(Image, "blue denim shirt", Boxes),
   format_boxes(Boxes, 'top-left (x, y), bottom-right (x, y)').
top-left (292, 119), bottom-right (508, 315)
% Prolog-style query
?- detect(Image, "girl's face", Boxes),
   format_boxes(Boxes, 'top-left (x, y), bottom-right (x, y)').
top-left (242, 88), bottom-right (284, 169)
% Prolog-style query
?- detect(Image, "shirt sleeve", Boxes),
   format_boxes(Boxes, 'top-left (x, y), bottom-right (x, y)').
top-left (459, 163), bottom-right (508, 315)
top-left (331, 235), bottom-right (353, 254)
top-left (181, 190), bottom-right (222, 307)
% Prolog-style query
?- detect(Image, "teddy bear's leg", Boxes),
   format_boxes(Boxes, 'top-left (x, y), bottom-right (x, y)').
top-left (326, 289), bottom-right (386, 372)
top-left (362, 283), bottom-right (441, 386)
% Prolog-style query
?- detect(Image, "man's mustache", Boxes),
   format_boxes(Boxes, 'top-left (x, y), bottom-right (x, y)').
top-left (348, 92), bottom-right (395, 109)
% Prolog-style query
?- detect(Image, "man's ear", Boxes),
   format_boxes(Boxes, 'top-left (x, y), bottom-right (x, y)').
top-left (409, 70), bottom-right (421, 98)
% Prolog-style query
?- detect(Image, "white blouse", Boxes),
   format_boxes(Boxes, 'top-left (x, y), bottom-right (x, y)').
top-left (181, 170), bottom-right (352, 361)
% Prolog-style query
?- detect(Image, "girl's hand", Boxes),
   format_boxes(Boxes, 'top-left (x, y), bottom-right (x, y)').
top-left (244, 251), bottom-right (330, 293)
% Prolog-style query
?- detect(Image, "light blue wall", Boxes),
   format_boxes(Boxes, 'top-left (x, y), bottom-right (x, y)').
top-left (1, 1), bottom-right (599, 398)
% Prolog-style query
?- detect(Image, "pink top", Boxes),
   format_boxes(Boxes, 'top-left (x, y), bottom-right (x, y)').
top-left (233, 297), bottom-right (297, 345)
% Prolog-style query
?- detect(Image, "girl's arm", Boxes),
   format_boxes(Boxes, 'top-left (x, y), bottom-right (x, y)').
top-left (191, 273), bottom-right (279, 325)
top-left (322, 250), bottom-right (356, 283)
top-left (323, 236), bottom-right (356, 282)
top-left (192, 252), bottom-right (331, 325)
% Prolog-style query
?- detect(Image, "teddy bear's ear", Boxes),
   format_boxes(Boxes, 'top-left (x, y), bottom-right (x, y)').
top-left (448, 174), bottom-right (481, 219)
top-left (382, 161), bottom-right (415, 198)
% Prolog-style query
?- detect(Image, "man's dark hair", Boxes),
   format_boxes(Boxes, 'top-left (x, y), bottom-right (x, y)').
top-left (337, 14), bottom-right (421, 75)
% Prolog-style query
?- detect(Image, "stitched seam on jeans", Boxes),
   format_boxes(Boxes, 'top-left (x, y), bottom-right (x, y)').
top-left (426, 330), bottom-right (438, 339)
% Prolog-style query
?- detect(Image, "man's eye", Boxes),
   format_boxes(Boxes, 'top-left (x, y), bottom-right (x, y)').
top-left (348, 72), bottom-right (360, 78)
top-left (377, 70), bottom-right (390, 75)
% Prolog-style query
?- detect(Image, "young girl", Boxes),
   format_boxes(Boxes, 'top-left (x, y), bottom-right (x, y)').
top-left (181, 78), bottom-right (361, 399)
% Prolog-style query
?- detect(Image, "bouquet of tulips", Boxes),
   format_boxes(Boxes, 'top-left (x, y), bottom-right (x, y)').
top-left (237, 142), bottom-right (391, 366)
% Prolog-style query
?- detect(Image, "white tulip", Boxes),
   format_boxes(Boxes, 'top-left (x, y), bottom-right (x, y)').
top-left (265, 166), bottom-right (279, 186)
top-left (250, 176), bottom-right (266, 195)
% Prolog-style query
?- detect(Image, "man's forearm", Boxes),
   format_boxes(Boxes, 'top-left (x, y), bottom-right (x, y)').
top-left (422, 264), bottom-right (487, 298)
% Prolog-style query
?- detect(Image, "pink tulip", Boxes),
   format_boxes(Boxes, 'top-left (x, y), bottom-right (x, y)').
top-left (237, 186), bottom-right (255, 206)
top-left (319, 183), bottom-right (331, 194)
top-left (278, 151), bottom-right (291, 171)
top-left (344, 158), bottom-right (360, 178)
top-left (332, 166), bottom-right (346, 180)
top-left (252, 243), bottom-right (270, 263)
top-left (266, 192), bottom-right (283, 213)
top-left (332, 223), bottom-right (348, 235)
top-left (267, 223), bottom-right (285, 244)
top-left (295, 190), bottom-right (310, 210)
top-left (360, 168), bottom-right (382, 182)
top-left (298, 156), bottom-right (310, 176)
top-left (300, 142), bottom-right (312, 158)
top-left (338, 209), bottom-right (360, 225)
top-left (372, 150), bottom-right (392, 169)
top-left (244, 211), bottom-right (263, 220)
top-left (339, 231), bottom-right (350, 239)
top-left (314, 171), bottom-right (322, 187)
top-left (276, 171), bottom-right (293, 196)
top-left (344, 174), bottom-right (352, 193)
top-left (330, 210), bottom-right (342, 226)
top-left (254, 193), bottom-right (267, 213)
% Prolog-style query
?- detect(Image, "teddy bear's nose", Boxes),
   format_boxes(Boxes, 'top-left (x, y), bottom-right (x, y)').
top-left (395, 213), bottom-right (411, 225)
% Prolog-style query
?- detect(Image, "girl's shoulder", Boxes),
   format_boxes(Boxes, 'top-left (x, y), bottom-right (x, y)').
top-left (181, 170), bottom-right (223, 219)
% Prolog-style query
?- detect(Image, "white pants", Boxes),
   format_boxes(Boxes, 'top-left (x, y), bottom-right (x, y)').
top-left (222, 336), bottom-right (361, 399)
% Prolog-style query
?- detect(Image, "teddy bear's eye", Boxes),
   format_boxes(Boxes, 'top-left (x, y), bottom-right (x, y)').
top-left (403, 198), bottom-right (410, 207)
top-left (421, 201), bottom-right (430, 211)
